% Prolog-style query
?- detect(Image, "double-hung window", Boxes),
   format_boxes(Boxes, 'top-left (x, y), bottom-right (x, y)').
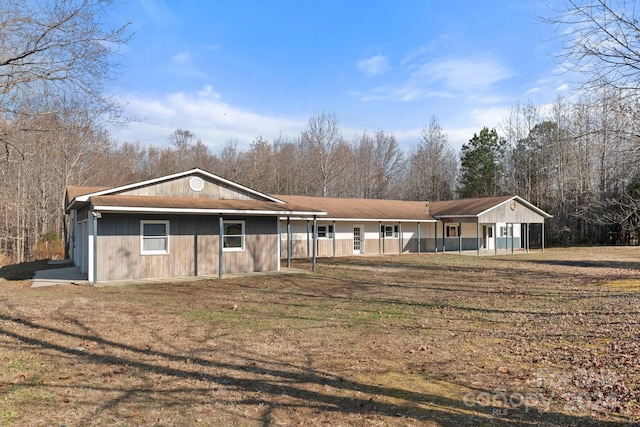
top-left (141, 220), bottom-right (169, 255)
top-left (446, 225), bottom-right (459, 237)
top-left (316, 225), bottom-right (334, 239)
top-left (223, 220), bottom-right (245, 251)
top-left (381, 225), bottom-right (398, 238)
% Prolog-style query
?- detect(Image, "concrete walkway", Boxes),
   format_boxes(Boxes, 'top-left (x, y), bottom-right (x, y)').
top-left (31, 262), bottom-right (88, 287)
top-left (31, 261), bottom-right (306, 288)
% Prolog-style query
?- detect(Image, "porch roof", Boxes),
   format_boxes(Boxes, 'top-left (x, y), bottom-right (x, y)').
top-left (273, 195), bottom-right (437, 221)
top-left (89, 195), bottom-right (326, 216)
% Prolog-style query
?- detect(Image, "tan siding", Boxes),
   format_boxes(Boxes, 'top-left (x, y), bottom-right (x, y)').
top-left (364, 239), bottom-right (380, 254)
top-left (96, 214), bottom-right (277, 281)
top-left (119, 175), bottom-right (259, 200)
top-left (479, 202), bottom-right (546, 224)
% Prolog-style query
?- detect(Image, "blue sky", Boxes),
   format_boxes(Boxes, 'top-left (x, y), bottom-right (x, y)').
top-left (108, 0), bottom-right (568, 153)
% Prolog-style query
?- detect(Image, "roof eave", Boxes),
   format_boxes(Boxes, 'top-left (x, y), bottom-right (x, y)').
top-left (77, 168), bottom-right (285, 203)
top-left (92, 205), bottom-right (327, 216)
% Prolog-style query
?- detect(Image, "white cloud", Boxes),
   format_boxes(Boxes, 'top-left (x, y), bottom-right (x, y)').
top-left (358, 55), bottom-right (513, 102)
top-left (171, 51), bottom-right (190, 65)
top-left (109, 87), bottom-right (305, 150)
top-left (415, 57), bottom-right (513, 91)
top-left (138, 0), bottom-right (175, 26)
top-left (556, 83), bottom-right (569, 92)
top-left (357, 55), bottom-right (390, 76)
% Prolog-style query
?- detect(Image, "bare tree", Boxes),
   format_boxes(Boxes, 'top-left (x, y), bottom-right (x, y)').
top-left (300, 111), bottom-right (347, 197)
top-left (548, 0), bottom-right (640, 93)
top-left (406, 117), bottom-right (457, 201)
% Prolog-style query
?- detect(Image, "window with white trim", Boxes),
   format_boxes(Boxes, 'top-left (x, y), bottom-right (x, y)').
top-left (141, 220), bottom-right (169, 255)
top-left (446, 225), bottom-right (459, 237)
top-left (500, 225), bottom-right (512, 237)
top-left (223, 220), bottom-right (245, 251)
top-left (380, 225), bottom-right (398, 238)
top-left (315, 225), bottom-right (334, 239)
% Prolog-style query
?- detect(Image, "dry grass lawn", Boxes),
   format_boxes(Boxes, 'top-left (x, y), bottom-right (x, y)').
top-left (1, 247), bottom-right (640, 426)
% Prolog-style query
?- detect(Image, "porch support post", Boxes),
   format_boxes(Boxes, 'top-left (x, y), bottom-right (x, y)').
top-left (312, 215), bottom-right (317, 272)
top-left (398, 222), bottom-right (402, 254)
top-left (287, 217), bottom-right (291, 268)
top-left (333, 220), bottom-right (337, 257)
top-left (511, 223), bottom-right (515, 254)
top-left (306, 220), bottom-right (310, 257)
top-left (218, 214), bottom-right (224, 278)
top-left (495, 223), bottom-right (498, 255)
top-left (91, 211), bottom-right (100, 285)
top-left (542, 222), bottom-right (545, 252)
top-left (379, 221), bottom-right (382, 254)
top-left (417, 222), bottom-right (421, 254)
top-left (434, 222), bottom-right (438, 253)
top-left (477, 219), bottom-right (480, 256)
top-left (442, 222), bottom-right (446, 252)
top-left (458, 221), bottom-right (462, 254)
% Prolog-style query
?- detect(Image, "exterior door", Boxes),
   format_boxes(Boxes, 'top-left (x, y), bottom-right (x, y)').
top-left (482, 225), bottom-right (494, 250)
top-left (353, 226), bottom-right (363, 254)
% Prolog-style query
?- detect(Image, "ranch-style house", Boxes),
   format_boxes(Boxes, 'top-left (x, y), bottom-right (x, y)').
top-left (65, 168), bottom-right (552, 284)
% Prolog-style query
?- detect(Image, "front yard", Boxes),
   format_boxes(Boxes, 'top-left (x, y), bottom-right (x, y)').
top-left (1, 247), bottom-right (639, 426)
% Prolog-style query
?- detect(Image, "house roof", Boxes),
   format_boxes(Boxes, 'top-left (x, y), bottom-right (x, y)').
top-left (429, 195), bottom-right (514, 217)
top-left (66, 185), bottom-right (108, 206)
top-left (430, 195), bottom-right (552, 219)
top-left (90, 195), bottom-right (325, 216)
top-left (67, 168), bottom-right (284, 207)
top-left (275, 194), bottom-right (552, 221)
top-left (273, 195), bottom-right (437, 221)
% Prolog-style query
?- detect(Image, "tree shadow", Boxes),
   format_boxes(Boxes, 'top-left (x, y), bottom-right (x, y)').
top-left (0, 313), bottom-right (630, 426)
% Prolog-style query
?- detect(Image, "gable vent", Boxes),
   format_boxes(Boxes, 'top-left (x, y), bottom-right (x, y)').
top-left (189, 176), bottom-right (204, 192)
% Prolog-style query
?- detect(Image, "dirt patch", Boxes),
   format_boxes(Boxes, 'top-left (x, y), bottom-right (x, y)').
top-left (1, 247), bottom-right (639, 426)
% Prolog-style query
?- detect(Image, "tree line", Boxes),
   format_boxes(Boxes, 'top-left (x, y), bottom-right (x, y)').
top-left (1, 0), bottom-right (640, 263)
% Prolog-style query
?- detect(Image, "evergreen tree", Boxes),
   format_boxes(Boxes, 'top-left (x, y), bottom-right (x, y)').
top-left (458, 127), bottom-right (506, 198)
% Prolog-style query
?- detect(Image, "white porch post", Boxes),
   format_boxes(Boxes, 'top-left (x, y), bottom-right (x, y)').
top-left (379, 221), bottom-right (382, 254)
top-left (306, 220), bottom-right (310, 257)
top-left (333, 220), bottom-right (337, 256)
top-left (287, 217), bottom-right (291, 268)
top-left (398, 222), bottom-right (402, 254)
top-left (511, 223), bottom-right (515, 254)
top-left (476, 219), bottom-right (480, 256)
top-left (417, 222), bottom-right (421, 254)
top-left (218, 214), bottom-right (224, 278)
top-left (458, 221), bottom-right (462, 254)
top-left (434, 222), bottom-right (438, 253)
top-left (312, 215), bottom-right (317, 272)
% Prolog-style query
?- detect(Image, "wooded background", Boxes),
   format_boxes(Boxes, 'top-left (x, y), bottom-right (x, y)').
top-left (1, 0), bottom-right (639, 263)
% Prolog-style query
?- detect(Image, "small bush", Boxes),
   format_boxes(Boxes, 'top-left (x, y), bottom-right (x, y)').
top-left (32, 233), bottom-right (64, 260)
top-left (0, 252), bottom-right (11, 268)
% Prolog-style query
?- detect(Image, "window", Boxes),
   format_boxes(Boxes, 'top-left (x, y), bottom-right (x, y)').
top-left (223, 220), bottom-right (245, 251)
top-left (446, 225), bottom-right (459, 237)
top-left (500, 225), bottom-right (512, 237)
top-left (381, 225), bottom-right (398, 238)
top-left (316, 225), bottom-right (334, 239)
top-left (141, 220), bottom-right (169, 255)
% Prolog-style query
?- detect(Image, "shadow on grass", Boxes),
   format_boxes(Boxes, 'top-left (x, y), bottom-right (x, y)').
top-left (0, 313), bottom-right (629, 426)
top-left (0, 260), bottom-right (52, 281)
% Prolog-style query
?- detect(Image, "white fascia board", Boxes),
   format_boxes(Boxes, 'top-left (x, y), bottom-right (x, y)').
top-left (432, 215), bottom-right (478, 219)
top-left (475, 196), bottom-right (553, 219)
top-left (476, 197), bottom-right (516, 217)
top-left (77, 168), bottom-right (284, 204)
top-left (93, 205), bottom-right (326, 216)
top-left (280, 217), bottom-right (437, 222)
